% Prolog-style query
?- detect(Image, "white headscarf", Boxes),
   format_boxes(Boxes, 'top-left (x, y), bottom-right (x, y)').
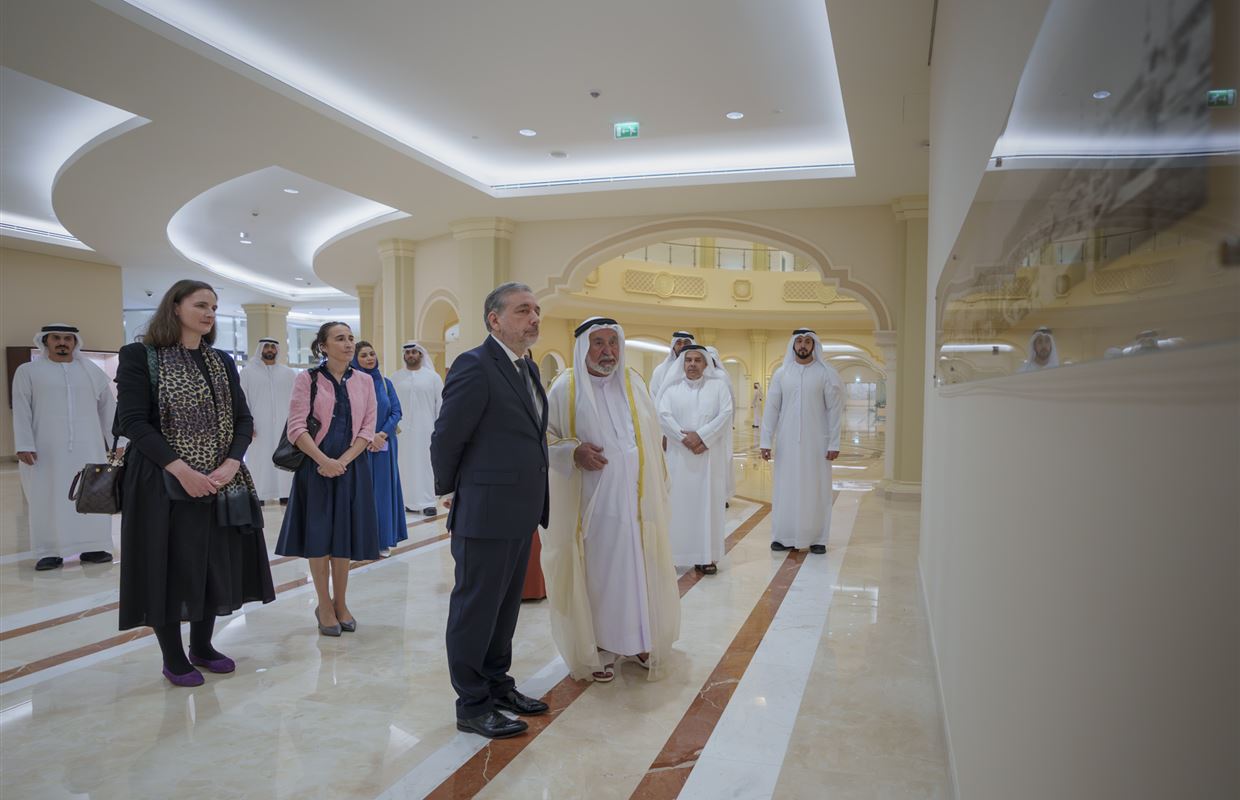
top-left (780, 328), bottom-right (829, 370)
top-left (33, 323), bottom-right (84, 358)
top-left (1019, 327), bottom-right (1060, 371)
top-left (572, 317), bottom-right (628, 435)
top-left (402, 340), bottom-right (432, 362)
top-left (658, 343), bottom-right (729, 400)
top-left (654, 330), bottom-right (695, 371)
top-left (705, 345), bottom-right (735, 402)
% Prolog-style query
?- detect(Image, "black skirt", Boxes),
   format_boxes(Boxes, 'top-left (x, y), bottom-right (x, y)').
top-left (118, 449), bottom-right (276, 630)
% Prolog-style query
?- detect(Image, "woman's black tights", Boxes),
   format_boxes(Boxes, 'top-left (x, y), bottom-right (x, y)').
top-left (152, 616), bottom-right (221, 675)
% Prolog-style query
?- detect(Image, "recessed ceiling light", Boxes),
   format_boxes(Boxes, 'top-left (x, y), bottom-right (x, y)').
top-left (726, 111), bottom-right (744, 120)
top-left (294, 277), bottom-right (305, 281)
top-left (518, 129), bottom-right (537, 137)
top-left (282, 187), bottom-right (300, 194)
top-left (1092, 90), bottom-right (1112, 100)
top-left (239, 239), bottom-right (253, 245)
top-left (549, 151), bottom-right (568, 159)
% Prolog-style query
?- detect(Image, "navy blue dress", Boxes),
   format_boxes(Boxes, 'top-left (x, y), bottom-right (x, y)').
top-left (275, 370), bottom-right (380, 561)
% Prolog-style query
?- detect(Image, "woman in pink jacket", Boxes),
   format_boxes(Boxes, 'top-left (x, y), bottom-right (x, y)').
top-left (276, 321), bottom-right (379, 636)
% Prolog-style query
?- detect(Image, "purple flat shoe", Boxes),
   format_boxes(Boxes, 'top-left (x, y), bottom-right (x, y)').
top-left (188, 653), bottom-right (236, 674)
top-left (162, 666), bottom-right (205, 687)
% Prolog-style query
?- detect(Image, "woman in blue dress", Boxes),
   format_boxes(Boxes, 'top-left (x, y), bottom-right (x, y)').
top-left (352, 342), bottom-right (407, 557)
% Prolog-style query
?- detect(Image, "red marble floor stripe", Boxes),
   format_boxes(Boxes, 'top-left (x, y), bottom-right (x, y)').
top-left (0, 514), bottom-right (444, 642)
top-left (630, 549), bottom-right (809, 799)
top-left (0, 521), bottom-right (450, 682)
top-left (424, 501), bottom-right (772, 800)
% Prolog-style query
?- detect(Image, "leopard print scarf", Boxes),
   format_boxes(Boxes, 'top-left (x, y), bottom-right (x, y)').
top-left (155, 345), bottom-right (260, 518)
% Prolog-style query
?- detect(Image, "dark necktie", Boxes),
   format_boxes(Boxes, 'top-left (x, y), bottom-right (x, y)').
top-left (515, 358), bottom-right (541, 417)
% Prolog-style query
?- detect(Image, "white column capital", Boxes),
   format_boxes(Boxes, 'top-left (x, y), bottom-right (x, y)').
top-left (891, 195), bottom-right (929, 221)
top-left (748, 331), bottom-right (769, 344)
top-left (449, 217), bottom-right (516, 241)
top-left (355, 284), bottom-right (375, 299)
top-left (377, 238), bottom-right (417, 261)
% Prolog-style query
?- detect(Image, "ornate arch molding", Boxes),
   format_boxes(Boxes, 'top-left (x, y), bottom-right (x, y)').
top-left (417, 289), bottom-right (462, 342)
top-left (543, 217), bottom-right (893, 330)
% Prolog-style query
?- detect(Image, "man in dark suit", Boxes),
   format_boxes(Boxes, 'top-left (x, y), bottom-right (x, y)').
top-left (431, 282), bottom-right (551, 739)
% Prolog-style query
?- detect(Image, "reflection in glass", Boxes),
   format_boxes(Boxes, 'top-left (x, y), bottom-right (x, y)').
top-left (935, 0), bottom-right (1239, 384)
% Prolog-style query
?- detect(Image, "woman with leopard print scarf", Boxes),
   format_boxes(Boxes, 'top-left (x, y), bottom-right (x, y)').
top-left (116, 280), bottom-right (275, 687)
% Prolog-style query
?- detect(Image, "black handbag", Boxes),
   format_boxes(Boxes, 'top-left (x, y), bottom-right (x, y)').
top-left (161, 471), bottom-right (215, 504)
top-left (68, 435), bottom-right (125, 515)
top-left (273, 367), bottom-right (320, 471)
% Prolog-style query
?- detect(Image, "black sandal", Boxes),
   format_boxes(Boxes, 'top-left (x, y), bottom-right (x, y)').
top-left (702, 564), bottom-right (718, 575)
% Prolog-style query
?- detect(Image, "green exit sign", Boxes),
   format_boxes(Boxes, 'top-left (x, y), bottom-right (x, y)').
top-left (1207, 88), bottom-right (1236, 107)
top-left (614, 121), bottom-right (640, 139)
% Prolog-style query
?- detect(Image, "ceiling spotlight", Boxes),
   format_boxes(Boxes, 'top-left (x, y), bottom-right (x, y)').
top-left (726, 111), bottom-right (744, 120)
top-left (1092, 89), bottom-right (1111, 100)
top-left (239, 239), bottom-right (253, 245)
top-left (293, 277), bottom-right (305, 282)
top-left (518, 129), bottom-right (537, 137)
top-left (549, 150), bottom-right (568, 159)
top-left (239, 231), bottom-right (247, 238)
top-left (282, 188), bottom-right (300, 194)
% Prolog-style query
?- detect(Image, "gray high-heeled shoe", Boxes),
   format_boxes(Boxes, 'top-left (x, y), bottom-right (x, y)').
top-left (314, 607), bottom-right (342, 637)
top-left (339, 618), bottom-right (357, 633)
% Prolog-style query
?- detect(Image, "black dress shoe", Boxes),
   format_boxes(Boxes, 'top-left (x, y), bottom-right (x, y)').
top-left (422, 507), bottom-right (438, 517)
top-left (456, 710), bottom-right (528, 739)
top-left (493, 689), bottom-right (549, 716)
top-left (79, 551), bottom-right (112, 564)
top-left (770, 541), bottom-right (790, 552)
top-left (35, 557), bottom-right (63, 571)
top-left (809, 544), bottom-right (827, 554)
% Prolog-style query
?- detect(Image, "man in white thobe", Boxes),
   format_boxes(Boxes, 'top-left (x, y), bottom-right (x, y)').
top-left (12, 324), bottom-right (121, 570)
top-left (657, 345), bottom-right (733, 573)
top-left (760, 329), bottom-right (844, 555)
top-left (544, 317), bottom-right (680, 683)
top-left (751, 382), bottom-right (764, 428)
top-left (392, 341), bottom-right (443, 516)
top-left (647, 330), bottom-right (695, 398)
top-left (238, 337), bottom-right (297, 502)
top-left (1018, 327), bottom-right (1060, 373)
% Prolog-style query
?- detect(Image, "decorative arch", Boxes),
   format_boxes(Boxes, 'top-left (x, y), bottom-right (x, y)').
top-left (417, 289), bottom-right (461, 343)
top-left (541, 217), bottom-right (893, 330)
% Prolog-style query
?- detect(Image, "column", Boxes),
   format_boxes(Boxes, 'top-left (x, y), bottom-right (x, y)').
top-left (748, 330), bottom-right (768, 386)
top-left (356, 284), bottom-right (375, 345)
top-left (241, 303), bottom-right (290, 364)
top-left (377, 239), bottom-right (417, 370)
top-left (697, 237), bottom-right (717, 269)
top-left (882, 195), bottom-right (928, 500)
top-left (448, 217), bottom-right (515, 362)
top-left (752, 244), bottom-right (771, 272)
top-left (697, 327), bottom-right (718, 347)
top-left (874, 330), bottom-right (898, 486)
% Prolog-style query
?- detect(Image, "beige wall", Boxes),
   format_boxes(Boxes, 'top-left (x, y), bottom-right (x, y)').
top-left (922, 2), bottom-right (1238, 798)
top-left (0, 247), bottom-right (125, 458)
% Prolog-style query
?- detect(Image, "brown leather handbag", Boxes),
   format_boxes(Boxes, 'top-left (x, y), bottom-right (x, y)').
top-left (68, 435), bottom-right (125, 515)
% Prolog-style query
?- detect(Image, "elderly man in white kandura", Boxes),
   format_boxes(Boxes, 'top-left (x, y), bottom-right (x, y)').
top-left (543, 317), bottom-right (681, 684)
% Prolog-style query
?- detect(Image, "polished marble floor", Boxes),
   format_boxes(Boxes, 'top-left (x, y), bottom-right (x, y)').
top-left (0, 410), bottom-right (951, 799)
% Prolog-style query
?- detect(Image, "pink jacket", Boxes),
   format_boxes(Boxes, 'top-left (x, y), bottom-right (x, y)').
top-left (286, 368), bottom-right (376, 446)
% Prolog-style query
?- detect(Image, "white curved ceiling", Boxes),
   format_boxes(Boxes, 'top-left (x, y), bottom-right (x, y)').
top-left (107, 0), bottom-right (855, 192)
top-left (0, 66), bottom-right (145, 248)
top-left (167, 166), bottom-right (406, 300)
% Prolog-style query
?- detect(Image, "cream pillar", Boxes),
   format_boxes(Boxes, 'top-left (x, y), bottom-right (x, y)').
top-left (356, 284), bottom-right (376, 345)
top-left (448, 217), bottom-right (515, 362)
top-left (242, 303), bottom-right (290, 365)
top-left (377, 239), bottom-right (417, 370)
top-left (874, 330), bottom-right (898, 486)
top-left (882, 196), bottom-right (928, 499)
top-left (697, 327), bottom-right (718, 347)
top-left (752, 244), bottom-right (771, 272)
top-left (698, 237), bottom-right (717, 269)
top-left (749, 330), bottom-right (768, 387)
